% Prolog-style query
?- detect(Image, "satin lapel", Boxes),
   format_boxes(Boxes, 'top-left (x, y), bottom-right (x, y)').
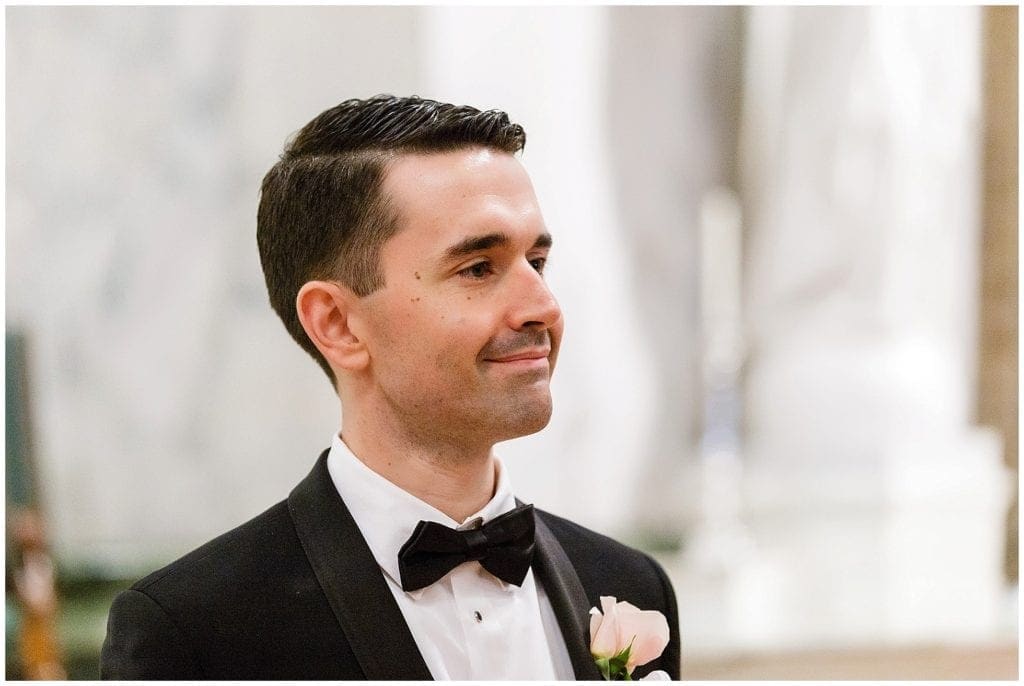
top-left (288, 450), bottom-right (433, 681)
top-left (531, 512), bottom-right (604, 681)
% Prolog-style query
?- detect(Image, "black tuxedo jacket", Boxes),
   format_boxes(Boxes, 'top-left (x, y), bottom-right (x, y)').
top-left (101, 451), bottom-right (681, 680)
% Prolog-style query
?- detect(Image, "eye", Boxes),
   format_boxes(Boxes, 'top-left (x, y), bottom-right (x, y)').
top-left (529, 257), bottom-right (547, 274)
top-left (459, 261), bottom-right (494, 279)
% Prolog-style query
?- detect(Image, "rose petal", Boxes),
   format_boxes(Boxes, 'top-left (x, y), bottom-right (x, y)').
top-left (589, 600), bottom-right (620, 658)
top-left (613, 599), bottom-right (642, 613)
top-left (617, 608), bottom-right (669, 669)
top-left (589, 607), bottom-right (602, 644)
top-left (588, 596), bottom-right (670, 668)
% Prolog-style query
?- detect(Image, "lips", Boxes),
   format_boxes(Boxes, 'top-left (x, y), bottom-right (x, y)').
top-left (486, 348), bottom-right (550, 363)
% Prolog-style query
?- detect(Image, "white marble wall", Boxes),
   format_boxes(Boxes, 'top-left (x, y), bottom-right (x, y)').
top-left (7, 7), bottom-right (426, 568)
top-left (7, 6), bottom-right (680, 568)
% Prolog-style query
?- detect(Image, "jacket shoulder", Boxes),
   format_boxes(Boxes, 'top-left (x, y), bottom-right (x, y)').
top-left (101, 587), bottom-right (203, 678)
top-left (131, 499), bottom-right (299, 599)
top-left (535, 508), bottom-right (660, 574)
top-left (103, 498), bottom-right (356, 679)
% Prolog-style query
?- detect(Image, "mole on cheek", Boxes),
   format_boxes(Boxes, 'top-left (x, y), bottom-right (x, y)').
top-left (414, 271), bottom-right (421, 280)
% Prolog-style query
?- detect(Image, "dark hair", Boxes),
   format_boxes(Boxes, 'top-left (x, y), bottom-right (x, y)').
top-left (256, 95), bottom-right (527, 384)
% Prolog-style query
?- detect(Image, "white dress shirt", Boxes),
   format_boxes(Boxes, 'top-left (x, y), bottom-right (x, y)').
top-left (326, 433), bottom-right (576, 680)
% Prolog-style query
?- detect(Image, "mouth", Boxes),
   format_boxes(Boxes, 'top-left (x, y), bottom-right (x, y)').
top-left (485, 348), bottom-right (551, 363)
top-left (484, 348), bottom-right (551, 371)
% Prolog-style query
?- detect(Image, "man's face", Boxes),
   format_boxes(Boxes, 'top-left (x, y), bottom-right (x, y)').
top-left (353, 147), bottom-right (563, 447)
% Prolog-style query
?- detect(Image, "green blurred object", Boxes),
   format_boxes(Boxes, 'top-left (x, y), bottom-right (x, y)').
top-left (7, 330), bottom-right (36, 508)
top-left (6, 598), bottom-right (24, 679)
top-left (7, 329), bottom-right (36, 679)
top-left (57, 574), bottom-right (135, 680)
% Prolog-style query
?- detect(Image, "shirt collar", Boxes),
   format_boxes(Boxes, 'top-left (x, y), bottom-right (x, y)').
top-left (325, 433), bottom-right (519, 597)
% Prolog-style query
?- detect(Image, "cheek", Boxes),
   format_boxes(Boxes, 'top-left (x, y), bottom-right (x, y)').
top-left (374, 291), bottom-right (497, 372)
top-left (385, 301), bottom-right (461, 364)
top-left (432, 314), bottom-right (475, 367)
top-left (366, 296), bottom-right (423, 359)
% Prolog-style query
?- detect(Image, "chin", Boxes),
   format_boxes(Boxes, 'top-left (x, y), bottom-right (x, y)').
top-left (496, 397), bottom-right (553, 440)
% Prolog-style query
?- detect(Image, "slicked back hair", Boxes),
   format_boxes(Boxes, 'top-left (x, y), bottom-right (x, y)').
top-left (257, 95), bottom-right (527, 385)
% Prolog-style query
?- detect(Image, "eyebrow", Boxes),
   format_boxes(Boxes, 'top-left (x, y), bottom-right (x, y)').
top-left (442, 231), bottom-right (553, 261)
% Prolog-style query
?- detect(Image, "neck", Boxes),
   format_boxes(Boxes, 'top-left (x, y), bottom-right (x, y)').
top-left (340, 409), bottom-right (497, 523)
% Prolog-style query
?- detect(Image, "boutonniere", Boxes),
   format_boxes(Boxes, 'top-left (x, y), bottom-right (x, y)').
top-left (589, 596), bottom-right (670, 681)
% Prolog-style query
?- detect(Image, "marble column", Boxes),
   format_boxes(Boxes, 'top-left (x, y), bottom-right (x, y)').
top-left (712, 6), bottom-right (1009, 651)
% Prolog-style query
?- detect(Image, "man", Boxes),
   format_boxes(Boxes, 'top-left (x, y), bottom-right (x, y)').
top-left (100, 95), bottom-right (681, 680)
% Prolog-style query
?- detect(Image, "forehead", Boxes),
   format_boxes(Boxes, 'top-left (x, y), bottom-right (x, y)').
top-left (380, 147), bottom-right (544, 250)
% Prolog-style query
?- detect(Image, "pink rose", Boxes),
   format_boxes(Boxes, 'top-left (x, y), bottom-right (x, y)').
top-left (589, 596), bottom-right (670, 674)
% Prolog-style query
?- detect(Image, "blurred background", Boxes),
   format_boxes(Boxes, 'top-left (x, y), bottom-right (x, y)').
top-left (5, 5), bottom-right (1018, 680)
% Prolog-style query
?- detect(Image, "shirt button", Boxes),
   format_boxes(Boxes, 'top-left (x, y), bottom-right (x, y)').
top-left (474, 611), bottom-right (483, 622)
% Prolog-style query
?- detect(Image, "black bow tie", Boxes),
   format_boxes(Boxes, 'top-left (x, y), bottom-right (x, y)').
top-left (397, 504), bottom-right (536, 592)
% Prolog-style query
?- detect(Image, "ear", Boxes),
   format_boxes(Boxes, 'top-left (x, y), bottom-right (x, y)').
top-left (296, 280), bottom-right (370, 374)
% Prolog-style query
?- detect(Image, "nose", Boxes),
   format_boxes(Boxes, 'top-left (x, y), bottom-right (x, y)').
top-left (506, 261), bottom-right (562, 332)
